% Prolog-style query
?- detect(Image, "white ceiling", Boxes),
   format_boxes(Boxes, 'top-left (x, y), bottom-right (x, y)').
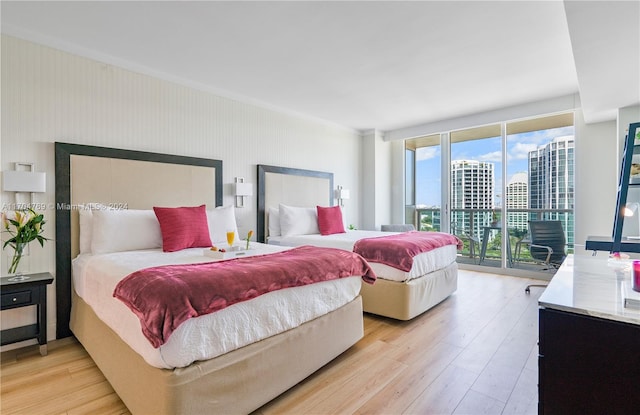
top-left (2, 1), bottom-right (638, 133)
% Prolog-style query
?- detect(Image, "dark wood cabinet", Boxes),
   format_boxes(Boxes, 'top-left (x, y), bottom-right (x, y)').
top-left (538, 307), bottom-right (640, 415)
top-left (1, 272), bottom-right (54, 355)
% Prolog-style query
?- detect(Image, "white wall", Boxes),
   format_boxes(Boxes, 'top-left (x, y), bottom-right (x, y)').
top-left (572, 105), bottom-right (640, 256)
top-left (361, 129), bottom-right (391, 230)
top-left (361, 131), bottom-right (375, 229)
top-left (390, 139), bottom-right (405, 224)
top-left (374, 130), bottom-right (392, 228)
top-left (573, 112), bottom-right (617, 255)
top-left (0, 35), bottom-right (363, 346)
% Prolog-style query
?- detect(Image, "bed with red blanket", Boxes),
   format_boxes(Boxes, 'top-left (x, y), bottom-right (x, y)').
top-left (72, 239), bottom-right (372, 414)
top-left (57, 144), bottom-right (373, 415)
top-left (112, 245), bottom-right (375, 351)
top-left (352, 230), bottom-right (462, 273)
top-left (267, 228), bottom-right (460, 320)
top-left (257, 164), bottom-right (461, 320)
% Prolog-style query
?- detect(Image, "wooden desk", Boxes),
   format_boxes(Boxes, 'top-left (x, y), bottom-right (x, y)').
top-left (1, 272), bottom-right (54, 355)
top-left (538, 255), bottom-right (640, 414)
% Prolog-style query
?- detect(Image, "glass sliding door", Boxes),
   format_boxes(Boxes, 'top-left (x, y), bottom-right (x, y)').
top-left (450, 124), bottom-right (504, 267)
top-left (506, 113), bottom-right (575, 266)
top-left (403, 111), bottom-right (575, 272)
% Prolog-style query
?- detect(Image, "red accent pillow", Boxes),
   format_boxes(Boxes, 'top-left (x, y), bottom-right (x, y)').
top-left (153, 205), bottom-right (212, 252)
top-left (316, 205), bottom-right (346, 236)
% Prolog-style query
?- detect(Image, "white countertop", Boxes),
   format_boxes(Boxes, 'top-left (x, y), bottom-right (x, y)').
top-left (539, 254), bottom-right (640, 326)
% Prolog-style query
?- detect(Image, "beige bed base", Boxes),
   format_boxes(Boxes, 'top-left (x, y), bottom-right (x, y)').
top-left (71, 292), bottom-right (363, 415)
top-left (361, 262), bottom-right (458, 320)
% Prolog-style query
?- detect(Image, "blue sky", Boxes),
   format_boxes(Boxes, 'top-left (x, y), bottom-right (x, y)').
top-left (415, 126), bottom-right (575, 207)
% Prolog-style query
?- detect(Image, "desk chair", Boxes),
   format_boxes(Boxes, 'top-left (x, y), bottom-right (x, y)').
top-left (514, 233), bottom-right (531, 262)
top-left (525, 220), bottom-right (567, 294)
top-left (452, 224), bottom-right (480, 264)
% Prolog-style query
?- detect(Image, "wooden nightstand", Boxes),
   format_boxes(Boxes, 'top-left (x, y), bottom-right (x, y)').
top-left (1, 272), bottom-right (54, 356)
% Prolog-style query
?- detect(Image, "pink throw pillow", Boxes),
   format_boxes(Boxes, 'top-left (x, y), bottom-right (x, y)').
top-left (153, 205), bottom-right (212, 252)
top-left (316, 205), bottom-right (346, 236)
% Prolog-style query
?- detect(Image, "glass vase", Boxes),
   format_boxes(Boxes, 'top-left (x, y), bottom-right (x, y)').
top-left (7, 242), bottom-right (30, 281)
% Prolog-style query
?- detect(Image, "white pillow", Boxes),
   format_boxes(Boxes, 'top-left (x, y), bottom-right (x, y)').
top-left (77, 203), bottom-right (110, 254)
top-left (268, 207), bottom-right (281, 237)
top-left (279, 203), bottom-right (319, 236)
top-left (207, 205), bottom-right (239, 244)
top-left (91, 209), bottom-right (163, 254)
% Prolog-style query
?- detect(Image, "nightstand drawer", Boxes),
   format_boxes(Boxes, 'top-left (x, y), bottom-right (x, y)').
top-left (1, 290), bottom-right (32, 307)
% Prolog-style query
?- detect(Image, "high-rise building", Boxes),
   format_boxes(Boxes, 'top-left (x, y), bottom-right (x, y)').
top-left (506, 172), bottom-right (528, 232)
top-left (451, 160), bottom-right (494, 238)
top-left (528, 135), bottom-right (575, 245)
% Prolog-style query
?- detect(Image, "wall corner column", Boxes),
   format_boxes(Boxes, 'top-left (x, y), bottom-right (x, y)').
top-left (362, 129), bottom-right (391, 230)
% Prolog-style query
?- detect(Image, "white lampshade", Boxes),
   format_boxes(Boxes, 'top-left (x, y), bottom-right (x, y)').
top-left (3, 170), bottom-right (46, 193)
top-left (235, 182), bottom-right (253, 197)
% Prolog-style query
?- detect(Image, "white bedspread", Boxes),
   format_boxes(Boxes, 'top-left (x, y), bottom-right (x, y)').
top-left (268, 230), bottom-right (457, 282)
top-left (72, 243), bottom-right (361, 369)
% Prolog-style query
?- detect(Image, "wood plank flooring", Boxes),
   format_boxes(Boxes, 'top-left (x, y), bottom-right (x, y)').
top-left (1, 270), bottom-right (542, 415)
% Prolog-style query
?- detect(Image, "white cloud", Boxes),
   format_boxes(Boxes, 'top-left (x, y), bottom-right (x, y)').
top-left (478, 151), bottom-right (502, 162)
top-left (509, 127), bottom-right (575, 146)
top-left (416, 146), bottom-right (439, 161)
top-left (509, 142), bottom-right (538, 160)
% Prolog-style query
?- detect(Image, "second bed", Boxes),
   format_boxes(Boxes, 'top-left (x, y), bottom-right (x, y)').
top-left (258, 164), bottom-right (460, 320)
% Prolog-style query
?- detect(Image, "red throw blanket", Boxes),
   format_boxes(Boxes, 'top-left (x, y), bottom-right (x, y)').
top-left (113, 246), bottom-right (376, 348)
top-left (353, 231), bottom-right (463, 272)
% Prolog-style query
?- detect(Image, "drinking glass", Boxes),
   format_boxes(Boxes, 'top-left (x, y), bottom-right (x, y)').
top-left (226, 231), bottom-right (235, 248)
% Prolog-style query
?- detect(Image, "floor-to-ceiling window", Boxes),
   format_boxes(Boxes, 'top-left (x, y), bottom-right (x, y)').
top-left (406, 134), bottom-right (441, 232)
top-left (406, 112), bottom-right (574, 272)
top-left (505, 113), bottom-right (575, 266)
top-left (405, 147), bottom-right (416, 226)
top-left (450, 124), bottom-right (504, 265)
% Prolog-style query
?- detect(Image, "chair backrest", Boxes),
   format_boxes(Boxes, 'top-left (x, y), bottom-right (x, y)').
top-left (529, 220), bottom-right (566, 265)
top-left (381, 224), bottom-right (415, 232)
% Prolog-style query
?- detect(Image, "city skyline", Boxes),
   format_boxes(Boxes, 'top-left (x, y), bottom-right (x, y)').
top-left (415, 126), bottom-right (575, 207)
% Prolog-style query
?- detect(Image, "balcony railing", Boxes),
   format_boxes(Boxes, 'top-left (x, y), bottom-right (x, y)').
top-left (413, 207), bottom-right (574, 268)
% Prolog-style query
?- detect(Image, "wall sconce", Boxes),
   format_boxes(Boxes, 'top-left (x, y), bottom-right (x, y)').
top-left (3, 162), bottom-right (46, 204)
top-left (234, 177), bottom-right (253, 208)
top-left (624, 203), bottom-right (639, 217)
top-left (623, 202), bottom-right (640, 238)
top-left (335, 185), bottom-right (350, 207)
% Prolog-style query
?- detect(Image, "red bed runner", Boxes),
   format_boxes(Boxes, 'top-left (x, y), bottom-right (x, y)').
top-left (353, 231), bottom-right (463, 272)
top-left (113, 246), bottom-right (376, 348)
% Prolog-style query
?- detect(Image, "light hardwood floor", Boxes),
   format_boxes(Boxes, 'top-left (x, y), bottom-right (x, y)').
top-left (1, 270), bottom-right (542, 415)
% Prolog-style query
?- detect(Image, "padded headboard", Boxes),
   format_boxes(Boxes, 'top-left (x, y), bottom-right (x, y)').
top-left (55, 142), bottom-right (223, 339)
top-left (257, 165), bottom-right (333, 243)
